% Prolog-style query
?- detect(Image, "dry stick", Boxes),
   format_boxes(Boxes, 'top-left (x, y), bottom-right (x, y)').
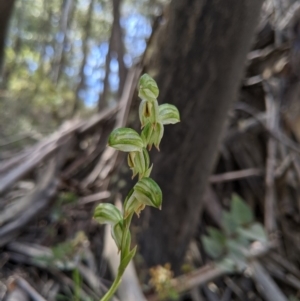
top-left (274, 154), bottom-right (293, 178)
top-left (290, 155), bottom-right (300, 213)
top-left (15, 277), bottom-right (47, 301)
top-left (263, 81), bottom-right (278, 235)
top-left (224, 277), bottom-right (246, 301)
top-left (6, 287), bottom-right (30, 301)
top-left (6, 242), bottom-right (115, 300)
top-left (209, 168), bottom-right (263, 184)
top-left (270, 252), bottom-right (300, 279)
top-left (0, 136), bottom-right (73, 246)
top-left (0, 121), bottom-right (81, 194)
top-left (77, 191), bottom-right (111, 205)
top-left (264, 260), bottom-right (300, 290)
top-left (0, 161), bottom-right (59, 247)
top-left (162, 243), bottom-right (274, 300)
top-left (165, 264), bottom-right (224, 298)
top-left (250, 260), bottom-right (288, 301)
top-left (235, 102), bottom-right (300, 155)
top-left (0, 105), bottom-right (117, 194)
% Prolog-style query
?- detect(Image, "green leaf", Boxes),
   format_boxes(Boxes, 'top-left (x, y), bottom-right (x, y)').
top-left (159, 104), bottom-right (180, 125)
top-left (207, 227), bottom-right (227, 246)
top-left (138, 74), bottom-right (159, 100)
top-left (94, 203), bottom-right (123, 226)
top-left (202, 235), bottom-right (225, 259)
top-left (217, 257), bottom-right (236, 273)
top-left (121, 229), bottom-right (132, 259)
top-left (237, 223), bottom-right (267, 242)
top-left (226, 239), bottom-right (246, 260)
top-left (108, 128), bottom-right (144, 152)
top-left (111, 221), bottom-right (124, 251)
top-left (119, 246), bottom-right (137, 274)
top-left (133, 177), bottom-right (162, 209)
top-left (230, 194), bottom-right (253, 226)
top-left (222, 211), bottom-right (238, 235)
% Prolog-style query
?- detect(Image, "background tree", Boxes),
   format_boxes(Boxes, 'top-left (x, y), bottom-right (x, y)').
top-left (0, 0), bottom-right (16, 72)
top-left (138, 0), bottom-right (263, 273)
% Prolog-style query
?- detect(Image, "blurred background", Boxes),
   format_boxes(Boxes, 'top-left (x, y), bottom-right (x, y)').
top-left (2, 0), bottom-right (300, 301)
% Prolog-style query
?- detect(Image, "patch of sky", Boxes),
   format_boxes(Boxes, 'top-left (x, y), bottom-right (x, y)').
top-left (84, 64), bottom-right (93, 77)
top-left (123, 54), bottom-right (132, 68)
top-left (45, 45), bottom-right (54, 57)
top-left (56, 32), bottom-right (65, 43)
top-left (82, 88), bottom-right (99, 107)
top-left (93, 69), bottom-right (105, 80)
top-left (99, 42), bottom-right (109, 57)
top-left (65, 66), bottom-right (75, 77)
top-left (94, 3), bottom-right (103, 13)
top-left (86, 72), bottom-right (98, 87)
top-left (109, 73), bottom-right (119, 92)
top-left (27, 60), bottom-right (38, 73)
top-left (110, 58), bottom-right (119, 73)
top-left (87, 52), bottom-right (98, 68)
top-left (97, 82), bottom-right (104, 93)
top-left (78, 0), bottom-right (90, 9)
top-left (74, 39), bottom-right (83, 48)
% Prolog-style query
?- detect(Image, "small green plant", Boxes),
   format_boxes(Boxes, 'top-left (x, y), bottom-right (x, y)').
top-left (201, 194), bottom-right (267, 272)
top-left (93, 74), bottom-right (180, 301)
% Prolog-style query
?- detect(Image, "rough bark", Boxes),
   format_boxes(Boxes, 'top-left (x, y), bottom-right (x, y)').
top-left (0, 0), bottom-right (16, 73)
top-left (139, 0), bottom-right (263, 273)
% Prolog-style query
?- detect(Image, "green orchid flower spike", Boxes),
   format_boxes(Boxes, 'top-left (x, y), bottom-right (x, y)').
top-left (93, 73), bottom-right (180, 301)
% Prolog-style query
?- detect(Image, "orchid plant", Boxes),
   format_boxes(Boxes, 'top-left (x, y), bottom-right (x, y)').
top-left (93, 74), bottom-right (180, 301)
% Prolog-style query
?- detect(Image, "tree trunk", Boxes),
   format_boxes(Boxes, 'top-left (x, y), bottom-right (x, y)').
top-left (73, 0), bottom-right (94, 115)
top-left (98, 0), bottom-right (127, 111)
top-left (138, 0), bottom-right (263, 273)
top-left (0, 0), bottom-right (16, 73)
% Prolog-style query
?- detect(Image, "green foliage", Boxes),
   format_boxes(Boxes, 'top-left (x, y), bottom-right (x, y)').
top-left (93, 74), bottom-right (180, 301)
top-left (201, 194), bottom-right (268, 272)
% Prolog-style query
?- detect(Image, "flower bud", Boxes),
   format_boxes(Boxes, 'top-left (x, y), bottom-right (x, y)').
top-left (150, 122), bottom-right (164, 151)
top-left (139, 99), bottom-right (148, 127)
top-left (94, 203), bottom-right (124, 251)
top-left (141, 122), bottom-right (154, 146)
top-left (138, 73), bottom-right (159, 101)
top-left (134, 177), bottom-right (162, 209)
top-left (108, 127), bottom-right (144, 152)
top-left (127, 148), bottom-right (150, 179)
top-left (94, 203), bottom-right (123, 226)
top-left (159, 103), bottom-right (180, 125)
top-left (124, 178), bottom-right (162, 217)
